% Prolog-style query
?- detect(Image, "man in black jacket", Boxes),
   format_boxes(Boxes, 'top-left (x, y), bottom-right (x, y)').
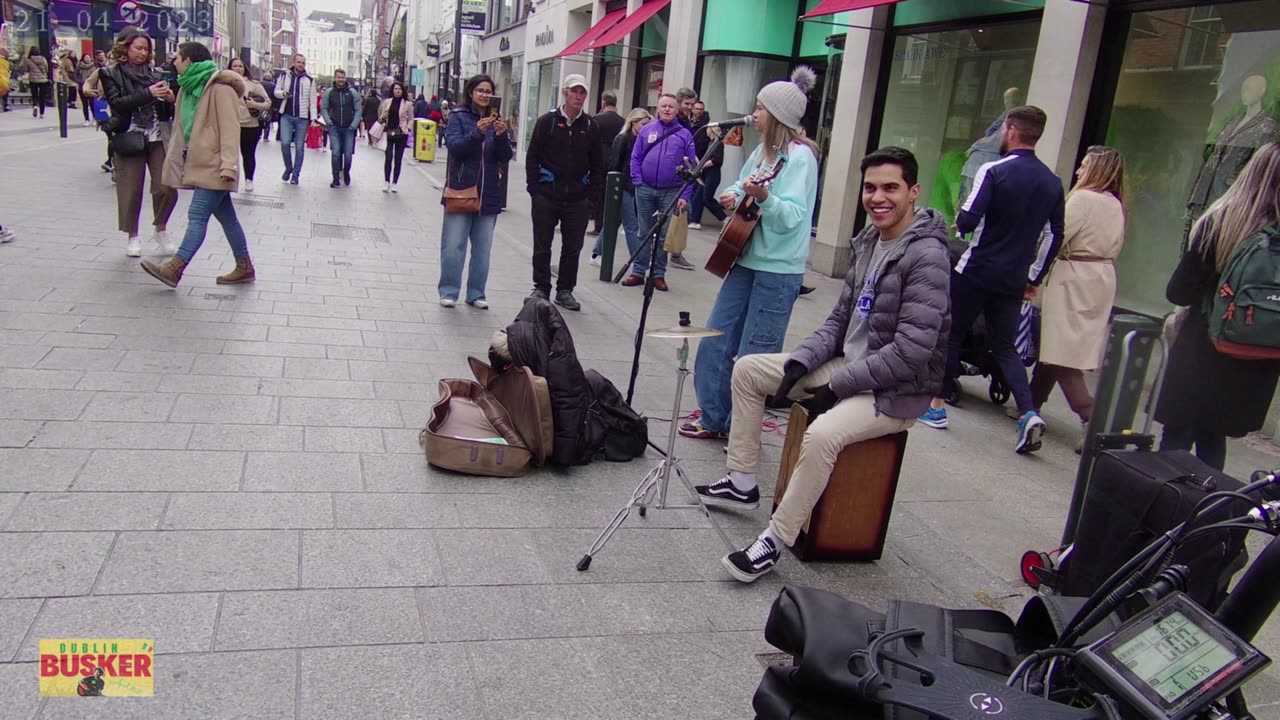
top-left (687, 100), bottom-right (726, 231)
top-left (589, 92), bottom-right (625, 236)
top-left (525, 74), bottom-right (604, 312)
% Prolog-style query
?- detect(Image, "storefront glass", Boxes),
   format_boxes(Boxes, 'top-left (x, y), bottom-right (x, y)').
top-left (637, 58), bottom-right (664, 110)
top-left (602, 61), bottom-right (621, 101)
top-left (878, 19), bottom-right (1040, 233)
top-left (699, 55), bottom-right (790, 195)
top-left (524, 57), bottom-right (559, 148)
top-left (1102, 1), bottom-right (1280, 315)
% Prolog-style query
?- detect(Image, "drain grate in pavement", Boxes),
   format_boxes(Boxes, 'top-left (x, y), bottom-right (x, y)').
top-left (204, 293), bottom-right (238, 301)
top-left (756, 652), bottom-right (793, 669)
top-left (312, 223), bottom-right (390, 244)
top-left (235, 197), bottom-right (286, 209)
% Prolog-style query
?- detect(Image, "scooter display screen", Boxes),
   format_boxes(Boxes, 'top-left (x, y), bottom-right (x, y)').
top-left (1078, 593), bottom-right (1270, 720)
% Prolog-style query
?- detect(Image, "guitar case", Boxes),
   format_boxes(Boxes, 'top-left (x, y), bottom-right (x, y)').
top-left (420, 356), bottom-right (552, 477)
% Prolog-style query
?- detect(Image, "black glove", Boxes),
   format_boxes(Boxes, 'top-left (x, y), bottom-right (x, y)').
top-left (800, 384), bottom-right (838, 419)
top-left (764, 361), bottom-right (808, 409)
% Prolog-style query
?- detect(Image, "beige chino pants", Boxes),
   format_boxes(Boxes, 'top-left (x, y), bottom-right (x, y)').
top-left (726, 353), bottom-right (914, 546)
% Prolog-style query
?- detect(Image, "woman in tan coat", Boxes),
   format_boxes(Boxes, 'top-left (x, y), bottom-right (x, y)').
top-left (1030, 146), bottom-right (1126, 444)
top-left (229, 57), bottom-right (271, 192)
top-left (377, 81), bottom-right (415, 192)
top-left (25, 46), bottom-right (49, 118)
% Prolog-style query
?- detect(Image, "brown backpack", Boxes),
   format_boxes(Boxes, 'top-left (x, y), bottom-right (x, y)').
top-left (419, 357), bottom-right (552, 477)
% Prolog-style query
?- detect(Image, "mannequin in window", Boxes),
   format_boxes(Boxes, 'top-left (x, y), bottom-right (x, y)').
top-left (1184, 74), bottom-right (1277, 250)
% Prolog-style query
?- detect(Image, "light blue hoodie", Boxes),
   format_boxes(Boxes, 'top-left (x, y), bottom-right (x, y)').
top-left (724, 141), bottom-right (818, 275)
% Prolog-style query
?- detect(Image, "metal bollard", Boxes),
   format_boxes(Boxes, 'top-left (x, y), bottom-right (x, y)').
top-left (1060, 313), bottom-right (1163, 547)
top-left (57, 84), bottom-right (68, 139)
top-left (598, 171), bottom-right (623, 281)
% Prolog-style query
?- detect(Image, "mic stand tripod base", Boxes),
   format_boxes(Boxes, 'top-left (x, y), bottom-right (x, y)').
top-left (576, 338), bottom-right (737, 571)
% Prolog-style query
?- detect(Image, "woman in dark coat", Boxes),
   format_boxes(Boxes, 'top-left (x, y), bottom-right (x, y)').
top-left (361, 88), bottom-right (380, 143)
top-left (590, 108), bottom-right (650, 265)
top-left (436, 74), bottom-right (513, 309)
top-left (1154, 141), bottom-right (1280, 470)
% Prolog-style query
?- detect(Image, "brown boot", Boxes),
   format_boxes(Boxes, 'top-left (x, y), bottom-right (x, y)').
top-left (140, 256), bottom-right (188, 288)
top-left (217, 257), bottom-right (256, 285)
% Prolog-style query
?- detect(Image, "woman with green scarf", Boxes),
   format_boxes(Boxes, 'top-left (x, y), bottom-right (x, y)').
top-left (142, 42), bottom-right (256, 288)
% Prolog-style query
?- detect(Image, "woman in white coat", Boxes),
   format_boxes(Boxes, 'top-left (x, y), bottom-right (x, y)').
top-left (1030, 146), bottom-right (1126, 446)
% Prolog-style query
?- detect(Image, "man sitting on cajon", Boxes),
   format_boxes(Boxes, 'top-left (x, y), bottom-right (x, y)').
top-left (696, 147), bottom-right (952, 582)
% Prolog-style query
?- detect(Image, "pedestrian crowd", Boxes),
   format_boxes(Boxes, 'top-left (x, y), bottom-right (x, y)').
top-left (3, 26), bottom-right (1280, 587)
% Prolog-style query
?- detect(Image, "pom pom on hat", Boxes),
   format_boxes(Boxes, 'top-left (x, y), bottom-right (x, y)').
top-left (757, 65), bottom-right (816, 131)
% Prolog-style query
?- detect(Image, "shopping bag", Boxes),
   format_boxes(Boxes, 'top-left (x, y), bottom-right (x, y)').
top-left (368, 121), bottom-right (385, 141)
top-left (305, 124), bottom-right (324, 149)
top-left (1016, 300), bottom-right (1040, 367)
top-left (664, 209), bottom-right (688, 254)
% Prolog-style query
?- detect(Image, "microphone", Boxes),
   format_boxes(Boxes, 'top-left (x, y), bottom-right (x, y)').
top-left (705, 115), bottom-right (752, 130)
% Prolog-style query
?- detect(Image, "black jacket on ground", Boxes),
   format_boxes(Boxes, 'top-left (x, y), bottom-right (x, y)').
top-left (525, 107), bottom-right (604, 200)
top-left (505, 299), bottom-right (592, 465)
top-left (1155, 237), bottom-right (1280, 436)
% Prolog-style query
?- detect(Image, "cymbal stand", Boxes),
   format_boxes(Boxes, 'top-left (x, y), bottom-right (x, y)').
top-left (576, 335), bottom-right (736, 571)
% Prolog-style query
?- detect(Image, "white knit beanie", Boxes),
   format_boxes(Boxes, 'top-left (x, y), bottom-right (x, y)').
top-left (757, 66), bottom-right (817, 131)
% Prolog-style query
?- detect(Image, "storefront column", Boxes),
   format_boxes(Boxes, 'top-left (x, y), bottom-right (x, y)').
top-left (1025, 0), bottom-right (1108, 185)
top-left (810, 7), bottom-right (889, 278)
top-left (617, 0), bottom-right (644, 112)
top-left (663, 0), bottom-right (702, 94)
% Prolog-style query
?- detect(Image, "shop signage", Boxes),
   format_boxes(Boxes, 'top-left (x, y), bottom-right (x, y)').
top-left (427, 42), bottom-right (440, 57)
top-left (461, 0), bottom-right (487, 33)
top-left (500, 36), bottom-right (510, 52)
top-left (534, 27), bottom-right (554, 48)
top-left (441, 39), bottom-right (454, 57)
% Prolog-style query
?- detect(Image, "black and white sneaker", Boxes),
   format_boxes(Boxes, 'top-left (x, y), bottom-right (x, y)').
top-left (722, 536), bottom-right (780, 583)
top-left (695, 476), bottom-right (760, 510)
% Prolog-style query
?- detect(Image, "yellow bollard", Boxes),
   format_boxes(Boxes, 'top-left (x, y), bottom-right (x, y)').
top-left (415, 119), bottom-right (437, 162)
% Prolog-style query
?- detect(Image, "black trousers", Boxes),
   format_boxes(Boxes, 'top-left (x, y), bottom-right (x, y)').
top-left (240, 126), bottom-right (261, 180)
top-left (943, 270), bottom-right (1034, 414)
top-left (531, 191), bottom-right (590, 293)
top-left (384, 135), bottom-right (408, 182)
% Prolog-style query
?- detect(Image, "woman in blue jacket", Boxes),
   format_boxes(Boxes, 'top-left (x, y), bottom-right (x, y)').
top-left (681, 67), bottom-right (821, 439)
top-left (438, 74), bottom-right (513, 309)
top-left (624, 93), bottom-right (696, 292)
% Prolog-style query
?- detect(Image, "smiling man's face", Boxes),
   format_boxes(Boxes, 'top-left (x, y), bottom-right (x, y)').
top-left (862, 163), bottom-right (920, 238)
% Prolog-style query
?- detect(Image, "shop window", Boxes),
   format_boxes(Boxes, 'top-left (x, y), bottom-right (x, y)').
top-left (1102, 1), bottom-right (1280, 315)
top-left (878, 20), bottom-right (1040, 234)
top-left (698, 55), bottom-right (791, 196)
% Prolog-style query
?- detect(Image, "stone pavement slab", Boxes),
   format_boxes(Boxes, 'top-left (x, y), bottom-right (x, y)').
top-left (2, 110), bottom-right (1278, 717)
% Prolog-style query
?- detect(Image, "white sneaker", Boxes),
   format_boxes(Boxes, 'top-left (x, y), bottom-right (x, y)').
top-left (126, 238), bottom-right (142, 257)
top-left (688, 222), bottom-right (702, 231)
top-left (589, 255), bottom-right (601, 267)
top-left (390, 183), bottom-right (398, 194)
top-left (383, 182), bottom-right (390, 193)
top-left (82, 120), bottom-right (92, 127)
top-left (466, 299), bottom-right (489, 309)
top-left (151, 230), bottom-right (177, 254)
top-left (0, 228), bottom-right (15, 244)
top-left (243, 179), bottom-right (254, 193)
top-left (439, 298), bottom-right (456, 308)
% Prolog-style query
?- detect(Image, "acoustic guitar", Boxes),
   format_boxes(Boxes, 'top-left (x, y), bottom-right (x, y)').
top-left (704, 157), bottom-right (788, 278)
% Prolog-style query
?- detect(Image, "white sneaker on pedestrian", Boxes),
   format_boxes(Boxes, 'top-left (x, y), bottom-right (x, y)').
top-left (126, 238), bottom-right (142, 257)
top-left (391, 183), bottom-right (398, 194)
top-left (688, 222), bottom-right (702, 231)
top-left (439, 298), bottom-right (456, 308)
top-left (589, 255), bottom-right (601, 267)
top-left (383, 182), bottom-right (390, 193)
top-left (0, 228), bottom-right (15, 244)
top-left (151, 230), bottom-right (177, 254)
top-left (82, 120), bottom-right (92, 127)
top-left (243, 179), bottom-right (254, 193)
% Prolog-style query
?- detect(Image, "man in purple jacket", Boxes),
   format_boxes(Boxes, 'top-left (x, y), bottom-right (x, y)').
top-left (621, 93), bottom-right (695, 292)
top-left (694, 147), bottom-right (952, 583)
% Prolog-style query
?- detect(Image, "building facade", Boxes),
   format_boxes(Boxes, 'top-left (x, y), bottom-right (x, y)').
top-left (298, 10), bottom-right (363, 80)
top-left (270, 0), bottom-right (300, 75)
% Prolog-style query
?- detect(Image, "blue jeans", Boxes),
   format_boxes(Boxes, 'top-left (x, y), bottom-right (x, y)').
top-left (176, 188), bottom-right (249, 263)
top-left (439, 212), bottom-right (497, 302)
top-left (593, 187), bottom-right (640, 259)
top-left (632, 185), bottom-right (680, 278)
top-left (693, 265), bottom-right (803, 432)
top-left (279, 115), bottom-right (309, 179)
top-left (328, 126), bottom-right (355, 179)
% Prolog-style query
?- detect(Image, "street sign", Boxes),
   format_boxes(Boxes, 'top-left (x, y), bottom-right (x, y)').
top-left (117, 0), bottom-right (146, 26)
top-left (461, 0), bottom-right (486, 33)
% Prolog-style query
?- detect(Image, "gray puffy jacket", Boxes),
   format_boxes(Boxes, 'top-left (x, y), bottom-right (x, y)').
top-left (789, 209), bottom-right (951, 419)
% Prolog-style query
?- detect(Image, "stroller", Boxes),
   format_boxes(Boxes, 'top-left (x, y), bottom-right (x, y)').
top-left (945, 239), bottom-right (1035, 407)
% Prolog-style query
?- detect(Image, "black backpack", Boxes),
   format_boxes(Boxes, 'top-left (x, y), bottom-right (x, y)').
top-left (583, 369), bottom-right (647, 462)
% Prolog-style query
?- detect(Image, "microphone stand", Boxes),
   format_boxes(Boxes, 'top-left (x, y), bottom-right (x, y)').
top-left (618, 128), bottom-right (728, 406)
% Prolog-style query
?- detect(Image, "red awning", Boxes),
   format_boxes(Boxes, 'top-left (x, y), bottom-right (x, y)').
top-left (556, 8), bottom-right (627, 58)
top-left (801, 0), bottom-right (901, 20)
top-left (588, 0), bottom-right (672, 51)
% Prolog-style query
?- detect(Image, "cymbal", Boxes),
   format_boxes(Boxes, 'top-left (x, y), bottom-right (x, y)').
top-left (647, 325), bottom-right (724, 339)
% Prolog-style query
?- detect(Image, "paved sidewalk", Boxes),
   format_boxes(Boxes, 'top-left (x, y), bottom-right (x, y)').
top-left (0, 110), bottom-right (1277, 717)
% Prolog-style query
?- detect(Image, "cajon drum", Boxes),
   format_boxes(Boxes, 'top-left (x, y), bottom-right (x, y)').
top-left (772, 404), bottom-right (908, 561)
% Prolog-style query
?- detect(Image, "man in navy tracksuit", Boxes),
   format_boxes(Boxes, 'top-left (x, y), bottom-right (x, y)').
top-left (920, 106), bottom-right (1064, 455)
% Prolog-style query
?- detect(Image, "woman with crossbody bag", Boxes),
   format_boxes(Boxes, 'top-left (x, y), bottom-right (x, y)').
top-left (377, 81), bottom-right (414, 192)
top-left (437, 74), bottom-right (513, 309)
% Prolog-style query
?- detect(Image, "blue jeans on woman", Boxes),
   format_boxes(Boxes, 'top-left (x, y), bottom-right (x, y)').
top-left (693, 265), bottom-right (804, 433)
top-left (439, 211), bottom-right (497, 303)
top-left (631, 185), bottom-right (681, 278)
top-left (176, 188), bottom-right (249, 263)
top-left (593, 187), bottom-right (640, 260)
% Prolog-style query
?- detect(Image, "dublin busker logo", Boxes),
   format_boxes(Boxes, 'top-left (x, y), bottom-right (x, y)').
top-left (38, 639), bottom-right (154, 697)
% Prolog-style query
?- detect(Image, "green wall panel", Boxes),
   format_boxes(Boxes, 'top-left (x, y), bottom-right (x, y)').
top-left (893, 0), bottom-right (1045, 27)
top-left (703, 0), bottom-right (800, 56)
